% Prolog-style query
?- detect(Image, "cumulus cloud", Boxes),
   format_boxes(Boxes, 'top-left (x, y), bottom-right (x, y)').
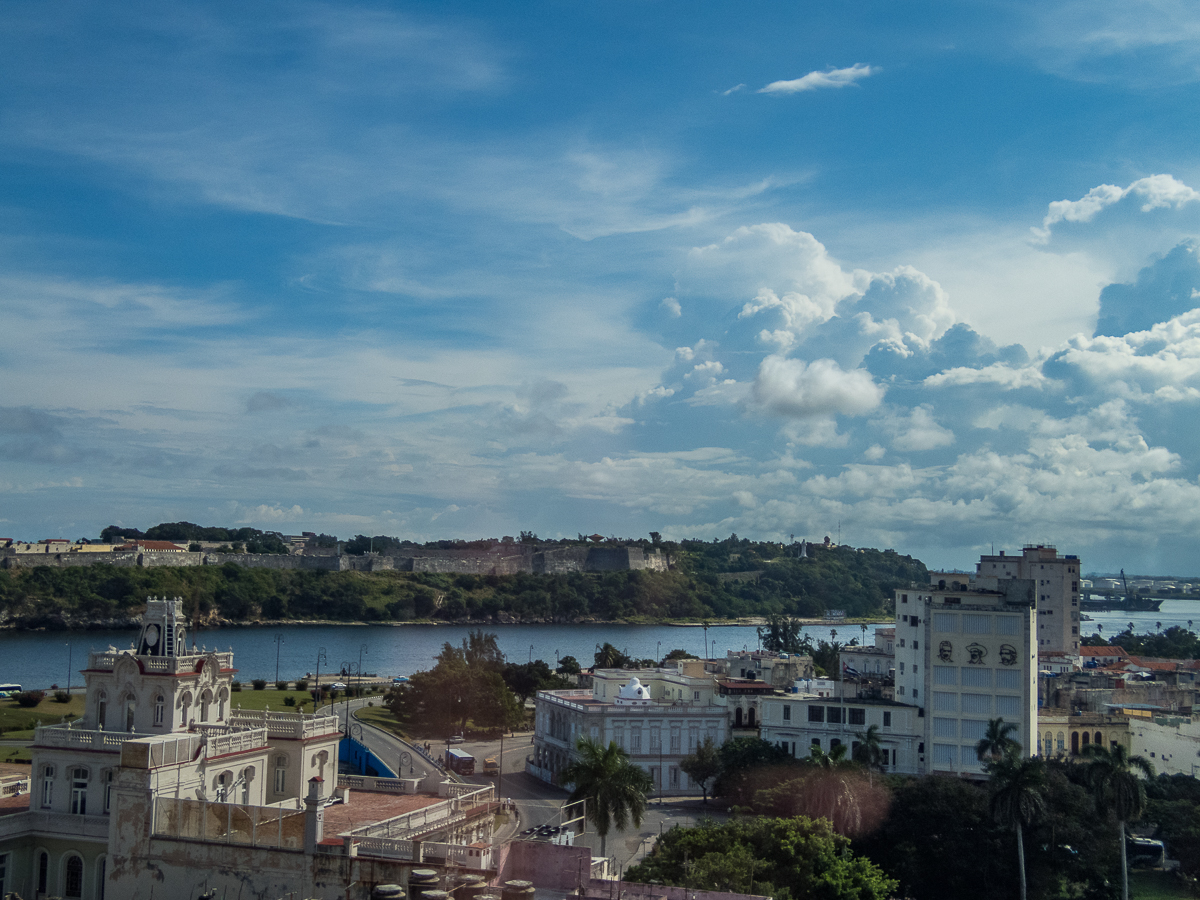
top-left (1032, 174), bottom-right (1200, 242)
top-left (1094, 242), bottom-right (1200, 336)
top-left (759, 64), bottom-right (876, 94)
top-left (751, 356), bottom-right (885, 419)
top-left (660, 296), bottom-right (682, 317)
top-left (924, 363), bottom-right (1046, 390)
top-left (878, 405), bottom-right (956, 451)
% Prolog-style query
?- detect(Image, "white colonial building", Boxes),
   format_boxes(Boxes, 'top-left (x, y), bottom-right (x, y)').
top-left (531, 660), bottom-right (730, 795)
top-left (0, 598), bottom-right (498, 900)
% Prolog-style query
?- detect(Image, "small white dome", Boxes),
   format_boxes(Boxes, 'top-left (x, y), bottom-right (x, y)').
top-left (615, 677), bottom-right (651, 704)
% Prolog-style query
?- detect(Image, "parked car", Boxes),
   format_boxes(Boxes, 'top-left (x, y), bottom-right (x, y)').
top-left (448, 735), bottom-right (464, 744)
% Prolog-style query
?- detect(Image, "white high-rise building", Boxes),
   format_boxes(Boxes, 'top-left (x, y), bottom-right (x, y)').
top-left (976, 545), bottom-right (1082, 654)
top-left (894, 576), bottom-right (1037, 776)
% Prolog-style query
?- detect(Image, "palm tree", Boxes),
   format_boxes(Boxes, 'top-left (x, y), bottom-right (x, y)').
top-left (1128, 621), bottom-right (1135, 635)
top-left (852, 724), bottom-right (884, 772)
top-left (560, 736), bottom-right (654, 858)
top-left (976, 717), bottom-right (1020, 766)
top-left (808, 742), bottom-right (849, 769)
top-left (989, 752), bottom-right (1046, 900)
top-left (1156, 621), bottom-right (1162, 634)
top-left (1080, 744), bottom-right (1155, 900)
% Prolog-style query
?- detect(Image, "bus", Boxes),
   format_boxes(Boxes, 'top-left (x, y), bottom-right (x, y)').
top-left (482, 757), bottom-right (499, 776)
top-left (0, 684), bottom-right (21, 699)
top-left (445, 748), bottom-right (475, 775)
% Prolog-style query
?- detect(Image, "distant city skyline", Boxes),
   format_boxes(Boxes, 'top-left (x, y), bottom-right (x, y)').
top-left (3, 2), bottom-right (1200, 574)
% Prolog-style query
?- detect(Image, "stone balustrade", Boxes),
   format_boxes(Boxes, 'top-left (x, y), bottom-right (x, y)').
top-left (35, 724), bottom-right (152, 752)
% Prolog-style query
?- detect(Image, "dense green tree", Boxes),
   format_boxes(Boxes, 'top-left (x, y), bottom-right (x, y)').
top-left (1080, 744), bottom-right (1155, 900)
top-left (679, 737), bottom-right (721, 804)
top-left (627, 815), bottom-right (897, 900)
top-left (556, 655), bottom-right (581, 675)
top-left (712, 737), bottom-right (798, 804)
top-left (559, 737), bottom-right (653, 857)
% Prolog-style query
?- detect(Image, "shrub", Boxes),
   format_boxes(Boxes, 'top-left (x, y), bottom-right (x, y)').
top-left (53, 690), bottom-right (71, 703)
top-left (15, 691), bottom-right (45, 708)
top-left (283, 695), bottom-right (296, 707)
top-left (231, 681), bottom-right (242, 692)
top-left (295, 678), bottom-right (309, 691)
top-left (275, 680), bottom-right (289, 691)
top-left (367, 701), bottom-right (374, 707)
top-left (251, 679), bottom-right (267, 691)
top-left (329, 689), bottom-right (341, 701)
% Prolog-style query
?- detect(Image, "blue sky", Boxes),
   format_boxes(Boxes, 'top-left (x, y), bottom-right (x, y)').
top-left (5, 1), bottom-right (1200, 574)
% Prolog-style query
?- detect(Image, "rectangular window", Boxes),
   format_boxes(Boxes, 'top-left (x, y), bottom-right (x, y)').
top-left (688, 728), bottom-right (699, 753)
top-left (996, 668), bottom-right (1021, 690)
top-left (913, 641), bottom-right (919, 650)
top-left (934, 665), bottom-right (956, 685)
top-left (614, 726), bottom-right (625, 750)
top-left (694, 691), bottom-right (700, 700)
top-left (996, 695), bottom-right (1022, 717)
top-left (961, 719), bottom-right (989, 742)
top-left (933, 612), bottom-right (958, 632)
top-left (669, 767), bottom-right (679, 788)
top-left (961, 667), bottom-right (993, 688)
top-left (41, 765), bottom-right (54, 809)
top-left (913, 689), bottom-right (918, 699)
top-left (848, 708), bottom-right (865, 725)
top-left (963, 614), bottom-right (992, 634)
top-left (103, 770), bottom-right (113, 813)
top-left (783, 704), bottom-right (791, 721)
top-left (827, 706), bottom-right (843, 724)
top-left (71, 767), bottom-right (88, 815)
top-left (901, 594), bottom-right (908, 603)
top-left (650, 726), bottom-right (661, 751)
top-left (900, 662), bottom-right (905, 674)
top-left (996, 616), bottom-right (1020, 636)
top-left (913, 665), bottom-right (918, 674)
top-left (808, 705), bottom-right (825, 723)
top-left (707, 726), bottom-right (717, 743)
top-left (670, 729), bottom-right (681, 754)
top-left (274, 765), bottom-right (287, 794)
top-left (899, 639), bottom-right (905, 648)
top-left (631, 727), bottom-right (642, 753)
top-left (883, 711), bottom-right (892, 727)
top-left (932, 744), bottom-right (957, 767)
top-left (933, 691), bottom-right (956, 712)
top-left (962, 693), bottom-right (992, 714)
top-left (933, 717), bottom-right (957, 738)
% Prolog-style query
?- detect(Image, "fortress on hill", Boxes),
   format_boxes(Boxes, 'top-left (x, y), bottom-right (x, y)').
top-left (0, 541), bottom-right (670, 577)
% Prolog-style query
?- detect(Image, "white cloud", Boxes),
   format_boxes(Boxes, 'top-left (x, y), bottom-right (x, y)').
top-left (751, 356), bottom-right (884, 418)
top-left (759, 64), bottom-right (876, 94)
top-left (925, 363), bottom-right (1047, 389)
top-left (660, 296), bottom-right (682, 317)
top-left (1032, 174), bottom-right (1200, 242)
top-left (879, 405), bottom-right (956, 451)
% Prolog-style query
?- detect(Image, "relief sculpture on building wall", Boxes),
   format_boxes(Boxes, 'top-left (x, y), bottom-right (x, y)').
top-left (938, 641), bottom-right (953, 662)
top-left (966, 642), bottom-right (987, 664)
top-left (999, 644), bottom-right (1018, 666)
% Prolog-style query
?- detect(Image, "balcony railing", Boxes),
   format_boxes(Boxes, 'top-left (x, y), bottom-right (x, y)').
top-left (228, 709), bottom-right (341, 740)
top-left (87, 649), bottom-right (234, 674)
top-left (345, 785), bottom-right (493, 840)
top-left (35, 724), bottom-right (153, 752)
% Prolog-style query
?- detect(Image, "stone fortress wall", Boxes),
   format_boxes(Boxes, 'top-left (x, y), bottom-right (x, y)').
top-left (0, 544), bottom-right (669, 576)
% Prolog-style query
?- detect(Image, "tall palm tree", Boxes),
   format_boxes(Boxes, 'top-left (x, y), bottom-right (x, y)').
top-left (560, 736), bottom-right (654, 857)
top-left (989, 753), bottom-right (1046, 900)
top-left (1080, 744), bottom-right (1155, 900)
top-left (808, 742), bottom-right (849, 769)
top-left (975, 717), bottom-right (1020, 766)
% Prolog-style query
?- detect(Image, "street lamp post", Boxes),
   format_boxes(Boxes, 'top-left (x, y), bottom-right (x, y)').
top-left (656, 641), bottom-right (661, 666)
top-left (357, 643), bottom-right (368, 700)
top-left (274, 633), bottom-right (285, 685)
top-left (711, 639), bottom-right (716, 659)
top-left (529, 644), bottom-right (534, 663)
top-left (314, 647), bottom-right (327, 711)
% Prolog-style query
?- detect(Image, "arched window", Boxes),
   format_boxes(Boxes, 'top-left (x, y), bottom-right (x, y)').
top-left (747, 706), bottom-right (756, 726)
top-left (97, 855), bottom-right (107, 900)
top-left (154, 695), bottom-right (165, 727)
top-left (273, 754), bottom-right (288, 795)
top-left (41, 765), bottom-right (55, 808)
top-left (1081, 731), bottom-right (1091, 747)
top-left (241, 766), bottom-right (256, 805)
top-left (215, 771), bottom-right (231, 802)
top-left (97, 690), bottom-right (108, 730)
top-left (1071, 731), bottom-right (1080, 754)
top-left (63, 854), bottom-right (84, 898)
top-left (123, 694), bottom-right (136, 733)
top-left (1095, 731), bottom-right (1103, 746)
top-left (70, 767), bottom-right (89, 815)
top-left (200, 689), bottom-right (212, 723)
top-left (1056, 731), bottom-right (1065, 751)
top-left (1043, 732), bottom-right (1052, 755)
top-left (217, 687), bottom-right (228, 722)
top-left (37, 850), bottom-right (48, 894)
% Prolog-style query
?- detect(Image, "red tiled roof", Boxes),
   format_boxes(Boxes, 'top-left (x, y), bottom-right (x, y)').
top-left (1081, 646), bottom-right (1129, 657)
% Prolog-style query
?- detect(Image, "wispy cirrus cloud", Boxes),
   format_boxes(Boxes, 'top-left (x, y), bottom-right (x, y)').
top-left (758, 64), bottom-right (876, 94)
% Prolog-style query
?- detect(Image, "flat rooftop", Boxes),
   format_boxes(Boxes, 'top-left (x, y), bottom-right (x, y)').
top-left (321, 789), bottom-right (447, 836)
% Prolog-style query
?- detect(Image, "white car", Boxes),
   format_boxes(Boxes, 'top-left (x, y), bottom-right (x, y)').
top-left (329, 682), bottom-right (347, 691)
top-left (447, 735), bottom-right (464, 744)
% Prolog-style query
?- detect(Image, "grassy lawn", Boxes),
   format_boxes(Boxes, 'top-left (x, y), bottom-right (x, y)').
top-left (0, 694), bottom-right (86, 739)
top-left (0, 746), bottom-right (32, 764)
top-left (229, 688), bottom-right (384, 716)
top-left (354, 704), bottom-right (406, 738)
top-left (1131, 870), bottom-right (1195, 900)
